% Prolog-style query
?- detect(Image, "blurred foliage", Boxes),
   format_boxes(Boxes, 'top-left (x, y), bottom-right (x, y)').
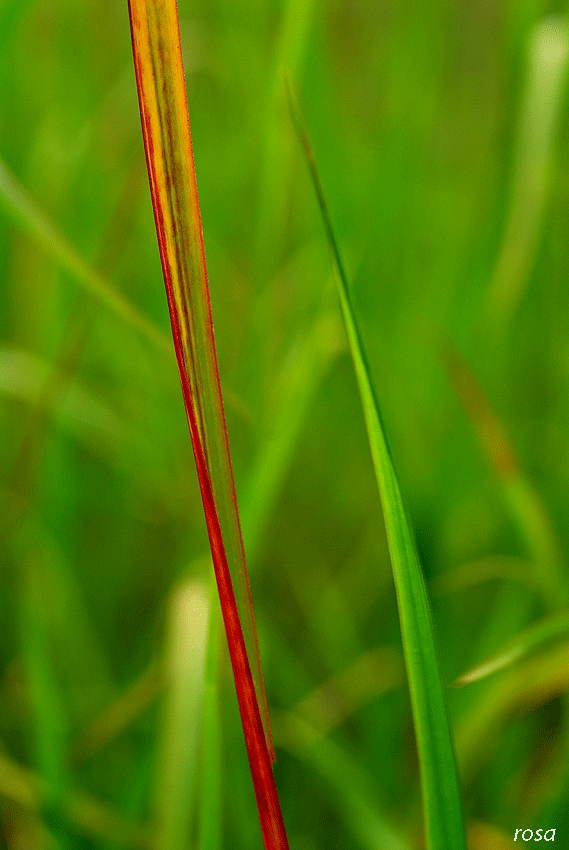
top-left (1, 0), bottom-right (569, 848)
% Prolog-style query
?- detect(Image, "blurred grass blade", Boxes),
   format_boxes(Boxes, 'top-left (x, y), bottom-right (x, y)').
top-left (18, 546), bottom-right (70, 847)
top-left (241, 307), bottom-right (343, 565)
top-left (254, 0), bottom-right (316, 272)
top-left (288, 82), bottom-right (466, 850)
top-left (0, 157), bottom-right (171, 356)
top-left (454, 609), bottom-right (569, 686)
top-left (441, 338), bottom-right (567, 607)
top-left (456, 639), bottom-right (569, 784)
top-left (72, 662), bottom-right (163, 764)
top-left (128, 3), bottom-right (289, 848)
top-left (0, 751), bottom-right (152, 849)
top-left (0, 345), bottom-right (127, 444)
top-left (433, 555), bottom-right (537, 597)
top-left (154, 579), bottom-right (210, 850)
top-left (289, 645), bottom-right (405, 739)
top-left (483, 16), bottom-right (569, 334)
top-left (198, 570), bottom-right (223, 850)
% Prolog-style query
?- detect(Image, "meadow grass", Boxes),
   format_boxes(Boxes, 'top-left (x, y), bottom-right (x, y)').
top-left (1, 1), bottom-right (569, 848)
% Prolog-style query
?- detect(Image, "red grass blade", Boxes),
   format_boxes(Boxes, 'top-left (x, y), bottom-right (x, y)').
top-left (127, 2), bottom-right (289, 847)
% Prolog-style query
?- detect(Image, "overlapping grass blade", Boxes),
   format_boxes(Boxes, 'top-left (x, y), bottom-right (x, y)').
top-left (68, 297), bottom-right (340, 848)
top-left (127, 2), bottom-right (289, 848)
top-left (288, 83), bottom-right (466, 850)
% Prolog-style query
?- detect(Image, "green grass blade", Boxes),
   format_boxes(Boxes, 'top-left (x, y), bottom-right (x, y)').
top-left (17, 548), bottom-right (70, 848)
top-left (483, 16), bottom-right (569, 335)
top-left (241, 306), bottom-right (342, 565)
top-left (288, 84), bottom-right (466, 850)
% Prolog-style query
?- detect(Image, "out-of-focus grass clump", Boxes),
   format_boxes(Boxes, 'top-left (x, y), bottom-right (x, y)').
top-left (1, 1), bottom-right (569, 848)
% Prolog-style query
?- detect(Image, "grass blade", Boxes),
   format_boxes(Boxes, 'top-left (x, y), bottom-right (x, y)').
top-left (127, 2), bottom-right (289, 848)
top-left (154, 579), bottom-right (210, 850)
top-left (288, 82), bottom-right (466, 850)
top-left (456, 638), bottom-right (569, 784)
top-left (441, 338), bottom-right (567, 607)
top-left (241, 307), bottom-right (343, 565)
top-left (483, 16), bottom-right (569, 335)
top-left (197, 573), bottom-right (223, 850)
top-left (454, 609), bottom-right (569, 686)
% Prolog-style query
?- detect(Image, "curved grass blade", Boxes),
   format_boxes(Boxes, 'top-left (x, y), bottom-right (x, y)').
top-left (455, 638), bottom-right (569, 784)
top-left (127, 3), bottom-right (289, 848)
top-left (287, 81), bottom-right (466, 850)
top-left (454, 609), bottom-right (569, 686)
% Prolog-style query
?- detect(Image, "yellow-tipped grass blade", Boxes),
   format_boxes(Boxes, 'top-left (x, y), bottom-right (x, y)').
top-left (128, 3), bottom-right (289, 848)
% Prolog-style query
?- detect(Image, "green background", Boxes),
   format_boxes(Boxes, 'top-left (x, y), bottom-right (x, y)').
top-left (1, 0), bottom-right (569, 847)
